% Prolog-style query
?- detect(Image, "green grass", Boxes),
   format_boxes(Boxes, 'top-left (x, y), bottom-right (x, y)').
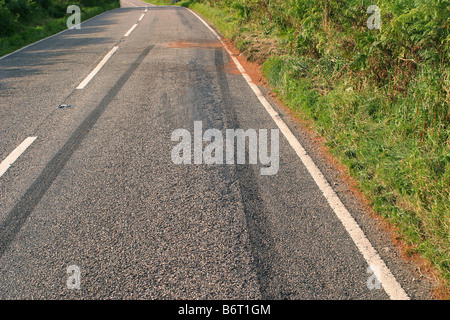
top-left (185, 2), bottom-right (240, 39)
top-left (261, 45), bottom-right (449, 295)
top-left (146, 0), bottom-right (450, 295)
top-left (0, 1), bottom-right (120, 57)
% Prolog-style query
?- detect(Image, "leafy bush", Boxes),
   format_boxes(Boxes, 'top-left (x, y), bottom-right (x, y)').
top-left (0, 1), bottom-right (17, 36)
top-left (0, 0), bottom-right (120, 56)
top-left (0, 0), bottom-right (120, 37)
top-left (6, 0), bottom-right (34, 22)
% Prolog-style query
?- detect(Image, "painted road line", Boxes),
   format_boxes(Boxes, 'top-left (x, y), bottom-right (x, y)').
top-left (123, 1), bottom-right (137, 7)
top-left (124, 24), bottom-right (138, 37)
top-left (187, 8), bottom-right (410, 300)
top-left (139, 13), bottom-right (145, 21)
top-left (0, 137), bottom-right (37, 178)
top-left (76, 46), bottom-right (119, 90)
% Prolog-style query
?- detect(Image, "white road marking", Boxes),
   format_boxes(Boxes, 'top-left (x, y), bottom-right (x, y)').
top-left (124, 23), bottom-right (138, 37)
top-left (123, 1), bottom-right (138, 7)
top-left (76, 46), bottom-right (119, 89)
top-left (187, 8), bottom-right (410, 300)
top-left (76, 6), bottom-right (147, 89)
top-left (0, 137), bottom-right (37, 178)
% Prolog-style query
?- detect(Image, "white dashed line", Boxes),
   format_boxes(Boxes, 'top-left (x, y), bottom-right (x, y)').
top-left (123, 1), bottom-right (138, 7)
top-left (76, 8), bottom-right (146, 90)
top-left (0, 137), bottom-right (37, 178)
top-left (76, 46), bottom-right (119, 89)
top-left (124, 23), bottom-right (138, 37)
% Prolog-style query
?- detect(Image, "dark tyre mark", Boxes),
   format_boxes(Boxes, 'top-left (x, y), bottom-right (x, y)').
top-left (0, 45), bottom-right (154, 258)
top-left (213, 48), bottom-right (286, 299)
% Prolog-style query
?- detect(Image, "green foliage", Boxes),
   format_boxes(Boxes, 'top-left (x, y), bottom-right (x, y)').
top-left (0, 1), bottom-right (17, 36)
top-left (0, 0), bottom-right (120, 38)
top-left (0, 0), bottom-right (120, 56)
top-left (6, 0), bottom-right (34, 22)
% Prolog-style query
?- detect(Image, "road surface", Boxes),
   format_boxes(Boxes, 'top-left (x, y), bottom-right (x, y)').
top-left (0, 0), bottom-right (434, 299)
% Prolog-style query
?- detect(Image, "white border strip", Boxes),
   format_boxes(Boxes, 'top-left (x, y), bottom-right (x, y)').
top-left (187, 8), bottom-right (410, 300)
top-left (0, 137), bottom-right (37, 178)
top-left (76, 46), bottom-right (119, 89)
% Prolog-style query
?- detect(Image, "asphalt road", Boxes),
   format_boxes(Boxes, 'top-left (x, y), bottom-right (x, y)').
top-left (0, 0), bottom-right (435, 299)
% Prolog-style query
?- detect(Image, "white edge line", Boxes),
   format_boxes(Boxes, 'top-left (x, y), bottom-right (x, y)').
top-left (187, 8), bottom-right (410, 300)
top-left (0, 8), bottom-right (120, 61)
top-left (124, 23), bottom-right (138, 37)
top-left (76, 46), bottom-right (119, 90)
top-left (0, 137), bottom-right (37, 178)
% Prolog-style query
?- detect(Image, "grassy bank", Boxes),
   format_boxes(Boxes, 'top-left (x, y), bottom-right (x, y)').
top-left (0, 0), bottom-right (121, 57)
top-left (146, 0), bottom-right (450, 294)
